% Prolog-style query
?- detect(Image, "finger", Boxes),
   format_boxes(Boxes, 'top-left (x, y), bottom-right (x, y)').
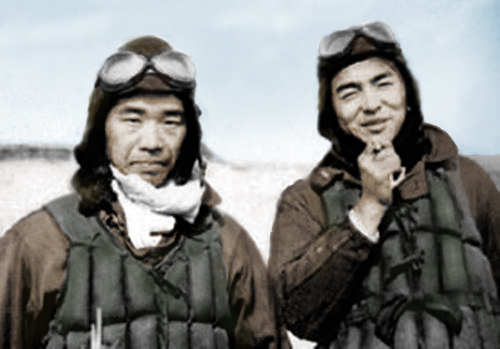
top-left (363, 142), bottom-right (377, 155)
top-left (377, 145), bottom-right (401, 165)
top-left (380, 140), bottom-right (392, 148)
top-left (371, 140), bottom-right (382, 150)
top-left (372, 141), bottom-right (395, 157)
top-left (374, 147), bottom-right (395, 162)
top-left (369, 142), bottom-right (385, 157)
top-left (381, 143), bottom-right (397, 156)
top-left (390, 167), bottom-right (406, 189)
top-left (359, 143), bottom-right (378, 166)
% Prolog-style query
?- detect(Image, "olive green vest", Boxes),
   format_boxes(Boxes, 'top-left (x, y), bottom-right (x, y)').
top-left (320, 158), bottom-right (500, 349)
top-left (43, 194), bottom-right (232, 349)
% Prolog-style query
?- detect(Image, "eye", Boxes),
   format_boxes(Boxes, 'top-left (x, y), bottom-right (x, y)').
top-left (162, 116), bottom-right (184, 126)
top-left (124, 117), bottom-right (141, 124)
top-left (164, 120), bottom-right (180, 125)
top-left (119, 108), bottom-right (143, 124)
top-left (341, 91), bottom-right (357, 100)
top-left (378, 82), bottom-right (392, 88)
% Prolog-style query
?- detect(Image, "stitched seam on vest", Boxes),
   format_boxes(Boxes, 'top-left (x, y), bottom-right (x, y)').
top-left (119, 253), bottom-right (131, 349)
top-left (432, 162), bottom-right (475, 295)
top-left (89, 243), bottom-right (94, 344)
top-left (187, 249), bottom-right (193, 349)
top-left (443, 159), bottom-right (489, 348)
top-left (440, 159), bottom-right (489, 348)
top-left (207, 243), bottom-right (218, 349)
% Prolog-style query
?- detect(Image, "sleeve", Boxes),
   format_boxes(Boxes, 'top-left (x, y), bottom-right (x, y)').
top-left (460, 157), bottom-right (500, 296)
top-left (0, 211), bottom-right (68, 349)
top-left (220, 216), bottom-right (291, 349)
top-left (268, 183), bottom-right (376, 342)
top-left (0, 227), bottom-right (31, 348)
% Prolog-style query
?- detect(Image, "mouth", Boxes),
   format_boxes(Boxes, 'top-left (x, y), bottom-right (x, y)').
top-left (361, 118), bottom-right (389, 133)
top-left (130, 161), bottom-right (169, 174)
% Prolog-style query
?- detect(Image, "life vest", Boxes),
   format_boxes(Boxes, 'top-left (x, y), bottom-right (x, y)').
top-left (43, 194), bottom-right (233, 349)
top-left (320, 158), bottom-right (500, 349)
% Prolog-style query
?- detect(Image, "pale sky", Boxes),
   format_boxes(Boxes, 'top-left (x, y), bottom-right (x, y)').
top-left (0, 0), bottom-right (499, 163)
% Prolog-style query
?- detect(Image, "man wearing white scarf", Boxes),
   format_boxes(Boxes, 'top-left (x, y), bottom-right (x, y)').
top-left (0, 36), bottom-right (290, 349)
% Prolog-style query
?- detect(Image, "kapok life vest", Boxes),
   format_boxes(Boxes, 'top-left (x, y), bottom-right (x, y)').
top-left (320, 158), bottom-right (500, 349)
top-left (43, 193), bottom-right (233, 349)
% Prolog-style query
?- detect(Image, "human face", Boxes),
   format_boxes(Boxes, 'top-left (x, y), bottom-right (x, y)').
top-left (331, 57), bottom-right (406, 145)
top-left (105, 95), bottom-right (186, 187)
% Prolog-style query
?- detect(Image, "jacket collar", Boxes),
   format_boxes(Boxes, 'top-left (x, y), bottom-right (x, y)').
top-left (310, 123), bottom-right (458, 200)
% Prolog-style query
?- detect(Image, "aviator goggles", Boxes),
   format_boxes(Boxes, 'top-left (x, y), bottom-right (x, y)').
top-left (318, 21), bottom-right (398, 59)
top-left (96, 49), bottom-right (196, 92)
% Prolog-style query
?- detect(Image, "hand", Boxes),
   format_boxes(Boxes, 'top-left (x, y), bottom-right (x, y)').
top-left (351, 142), bottom-right (406, 237)
top-left (358, 141), bottom-right (406, 206)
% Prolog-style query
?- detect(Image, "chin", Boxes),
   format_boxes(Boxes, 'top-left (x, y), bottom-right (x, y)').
top-left (139, 174), bottom-right (167, 188)
top-left (362, 130), bottom-right (396, 144)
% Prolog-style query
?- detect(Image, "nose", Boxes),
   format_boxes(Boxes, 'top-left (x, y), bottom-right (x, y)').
top-left (138, 122), bottom-right (163, 156)
top-left (142, 147), bottom-right (162, 156)
top-left (361, 89), bottom-right (381, 115)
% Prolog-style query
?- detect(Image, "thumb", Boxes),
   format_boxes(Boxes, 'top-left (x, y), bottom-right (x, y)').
top-left (390, 167), bottom-right (406, 189)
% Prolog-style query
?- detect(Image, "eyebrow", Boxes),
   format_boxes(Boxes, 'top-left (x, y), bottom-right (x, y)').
top-left (370, 73), bottom-right (392, 85)
top-left (335, 72), bottom-right (394, 94)
top-left (121, 108), bottom-right (144, 115)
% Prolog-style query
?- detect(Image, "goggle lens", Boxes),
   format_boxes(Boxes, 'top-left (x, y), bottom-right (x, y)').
top-left (99, 52), bottom-right (147, 85)
top-left (362, 22), bottom-right (397, 43)
top-left (151, 50), bottom-right (196, 83)
top-left (318, 30), bottom-right (356, 58)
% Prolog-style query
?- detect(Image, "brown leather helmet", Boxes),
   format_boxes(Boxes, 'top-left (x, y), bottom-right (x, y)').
top-left (72, 36), bottom-right (202, 214)
top-left (316, 22), bottom-right (427, 173)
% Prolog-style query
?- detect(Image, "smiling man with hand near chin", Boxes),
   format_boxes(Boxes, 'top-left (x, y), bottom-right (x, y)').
top-left (269, 21), bottom-right (500, 349)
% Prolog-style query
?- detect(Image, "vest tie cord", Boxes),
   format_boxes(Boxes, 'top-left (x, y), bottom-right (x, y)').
top-left (320, 158), bottom-right (500, 348)
top-left (375, 291), bottom-right (463, 346)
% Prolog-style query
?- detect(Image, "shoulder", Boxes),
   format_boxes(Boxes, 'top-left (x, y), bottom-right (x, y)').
top-left (1, 206), bottom-right (70, 271)
top-left (279, 177), bottom-right (314, 203)
top-left (277, 156), bottom-right (350, 212)
top-left (459, 155), bottom-right (498, 186)
top-left (458, 155), bottom-right (500, 215)
top-left (1, 193), bottom-right (81, 258)
top-left (278, 177), bottom-right (322, 211)
top-left (0, 201), bottom-right (70, 326)
top-left (458, 155), bottom-right (499, 197)
top-left (275, 174), bottom-right (328, 228)
top-left (214, 211), bottom-right (263, 266)
top-left (270, 174), bottom-right (332, 264)
top-left (5, 208), bottom-right (68, 248)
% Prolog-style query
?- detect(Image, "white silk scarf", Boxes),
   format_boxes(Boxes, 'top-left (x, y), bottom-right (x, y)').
top-left (110, 165), bottom-right (205, 248)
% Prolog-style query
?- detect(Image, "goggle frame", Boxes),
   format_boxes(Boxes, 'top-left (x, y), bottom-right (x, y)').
top-left (318, 21), bottom-right (399, 59)
top-left (96, 49), bottom-right (196, 92)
